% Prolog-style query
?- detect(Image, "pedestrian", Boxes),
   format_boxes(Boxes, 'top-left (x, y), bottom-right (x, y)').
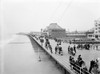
top-left (96, 45), bottom-right (98, 50)
top-left (48, 44), bottom-right (53, 53)
top-left (40, 38), bottom-right (44, 46)
top-left (82, 62), bottom-right (88, 71)
top-left (68, 46), bottom-right (70, 53)
top-left (59, 46), bottom-right (63, 55)
top-left (77, 55), bottom-right (83, 66)
top-left (77, 55), bottom-right (82, 61)
top-left (89, 60), bottom-right (95, 73)
top-left (69, 56), bottom-right (74, 69)
top-left (73, 45), bottom-right (76, 53)
top-left (45, 42), bottom-right (48, 49)
top-left (55, 44), bottom-right (59, 54)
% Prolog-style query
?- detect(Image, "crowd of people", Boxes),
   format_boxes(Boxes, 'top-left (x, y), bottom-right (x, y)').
top-left (38, 36), bottom-right (63, 55)
top-left (54, 38), bottom-right (63, 55)
top-left (89, 59), bottom-right (100, 74)
top-left (68, 45), bottom-right (76, 56)
top-left (69, 55), bottom-right (100, 74)
top-left (35, 35), bottom-right (100, 74)
top-left (55, 44), bottom-right (63, 55)
top-left (77, 44), bottom-right (90, 50)
top-left (69, 55), bottom-right (89, 74)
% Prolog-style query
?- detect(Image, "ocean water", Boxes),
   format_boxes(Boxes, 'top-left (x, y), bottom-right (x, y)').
top-left (0, 33), bottom-right (19, 47)
top-left (1, 34), bottom-right (62, 74)
top-left (0, 33), bottom-right (17, 74)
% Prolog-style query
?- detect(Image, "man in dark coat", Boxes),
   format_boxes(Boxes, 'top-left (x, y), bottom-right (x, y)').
top-left (73, 45), bottom-right (76, 53)
top-left (55, 44), bottom-right (59, 54)
top-left (59, 46), bottom-right (63, 55)
top-left (89, 60), bottom-right (96, 73)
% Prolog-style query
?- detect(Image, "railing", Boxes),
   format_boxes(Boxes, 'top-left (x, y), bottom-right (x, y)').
top-left (30, 34), bottom-right (91, 74)
top-left (70, 61), bottom-right (91, 74)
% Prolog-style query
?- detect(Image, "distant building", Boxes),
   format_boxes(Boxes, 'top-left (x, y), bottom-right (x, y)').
top-left (86, 31), bottom-right (94, 39)
top-left (41, 18), bottom-right (100, 41)
top-left (66, 31), bottom-right (87, 40)
top-left (43, 23), bottom-right (66, 38)
top-left (84, 18), bottom-right (100, 40)
top-left (94, 18), bottom-right (100, 39)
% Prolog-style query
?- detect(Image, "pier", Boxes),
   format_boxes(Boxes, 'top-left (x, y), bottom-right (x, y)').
top-left (28, 34), bottom-right (74, 74)
top-left (28, 34), bottom-right (94, 74)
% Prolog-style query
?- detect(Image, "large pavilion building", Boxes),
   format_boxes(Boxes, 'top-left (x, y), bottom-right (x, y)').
top-left (43, 23), bottom-right (66, 38)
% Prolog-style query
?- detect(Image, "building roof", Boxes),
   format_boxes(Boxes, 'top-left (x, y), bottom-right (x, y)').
top-left (85, 31), bottom-right (94, 34)
top-left (46, 23), bottom-right (63, 30)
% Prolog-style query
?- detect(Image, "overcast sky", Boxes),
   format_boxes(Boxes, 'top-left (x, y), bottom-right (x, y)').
top-left (1, 0), bottom-right (100, 36)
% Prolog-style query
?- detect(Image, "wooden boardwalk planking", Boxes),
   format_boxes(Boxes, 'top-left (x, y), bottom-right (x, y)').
top-left (29, 35), bottom-right (75, 74)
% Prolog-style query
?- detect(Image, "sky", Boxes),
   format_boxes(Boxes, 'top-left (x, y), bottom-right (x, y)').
top-left (1, 0), bottom-right (100, 40)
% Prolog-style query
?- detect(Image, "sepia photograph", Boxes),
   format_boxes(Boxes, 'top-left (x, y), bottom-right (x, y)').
top-left (1, 0), bottom-right (100, 74)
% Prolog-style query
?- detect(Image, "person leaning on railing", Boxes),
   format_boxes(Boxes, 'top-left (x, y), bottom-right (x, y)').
top-left (82, 62), bottom-right (88, 71)
top-left (69, 56), bottom-right (75, 63)
top-left (69, 56), bottom-right (76, 69)
top-left (69, 55), bottom-right (89, 74)
top-left (77, 55), bottom-right (85, 67)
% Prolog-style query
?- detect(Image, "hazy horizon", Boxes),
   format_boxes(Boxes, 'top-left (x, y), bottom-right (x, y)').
top-left (1, 0), bottom-right (100, 40)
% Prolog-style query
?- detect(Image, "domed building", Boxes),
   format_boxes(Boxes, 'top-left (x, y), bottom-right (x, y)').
top-left (43, 23), bottom-right (66, 38)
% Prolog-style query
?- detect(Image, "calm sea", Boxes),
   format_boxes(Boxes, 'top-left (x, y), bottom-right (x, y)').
top-left (1, 34), bottom-right (62, 74)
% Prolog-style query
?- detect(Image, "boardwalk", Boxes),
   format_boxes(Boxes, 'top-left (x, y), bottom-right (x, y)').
top-left (28, 34), bottom-right (75, 74)
top-left (28, 34), bottom-right (100, 74)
